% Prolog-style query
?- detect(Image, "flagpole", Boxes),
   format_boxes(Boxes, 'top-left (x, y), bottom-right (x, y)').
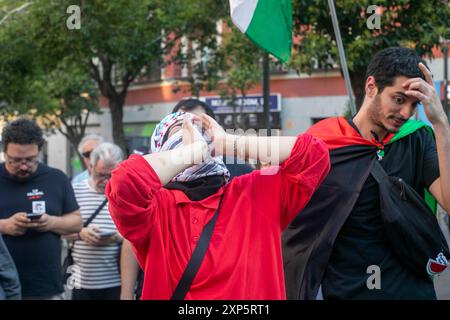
top-left (263, 52), bottom-right (271, 136)
top-left (328, 0), bottom-right (357, 116)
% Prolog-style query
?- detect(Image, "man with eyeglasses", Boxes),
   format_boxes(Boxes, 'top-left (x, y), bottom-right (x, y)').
top-left (0, 118), bottom-right (82, 299)
top-left (72, 134), bottom-right (105, 184)
top-left (68, 142), bottom-right (123, 300)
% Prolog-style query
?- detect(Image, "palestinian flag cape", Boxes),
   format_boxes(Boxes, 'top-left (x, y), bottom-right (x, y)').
top-left (307, 116), bottom-right (436, 210)
top-left (282, 116), bottom-right (436, 300)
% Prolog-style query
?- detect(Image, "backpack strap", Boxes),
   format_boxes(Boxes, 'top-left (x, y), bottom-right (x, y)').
top-left (370, 159), bottom-right (387, 184)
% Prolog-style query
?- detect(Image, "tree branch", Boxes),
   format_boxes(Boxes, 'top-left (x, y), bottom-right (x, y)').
top-left (89, 59), bottom-right (101, 84)
top-left (0, 2), bottom-right (33, 26)
top-left (99, 56), bottom-right (119, 99)
top-left (119, 71), bottom-right (136, 98)
top-left (59, 115), bottom-right (76, 141)
top-left (81, 109), bottom-right (90, 137)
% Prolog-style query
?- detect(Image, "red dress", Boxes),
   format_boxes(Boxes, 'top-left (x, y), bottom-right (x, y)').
top-left (106, 134), bottom-right (330, 299)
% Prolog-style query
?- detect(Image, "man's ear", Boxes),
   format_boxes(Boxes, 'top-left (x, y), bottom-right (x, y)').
top-left (365, 76), bottom-right (378, 98)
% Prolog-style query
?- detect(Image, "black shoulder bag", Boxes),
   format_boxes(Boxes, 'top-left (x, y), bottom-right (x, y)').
top-left (371, 160), bottom-right (450, 279)
top-left (171, 195), bottom-right (223, 300)
top-left (62, 198), bottom-right (108, 283)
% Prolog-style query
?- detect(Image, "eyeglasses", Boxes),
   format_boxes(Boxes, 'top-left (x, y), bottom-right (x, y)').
top-left (5, 153), bottom-right (40, 166)
top-left (82, 150), bottom-right (92, 159)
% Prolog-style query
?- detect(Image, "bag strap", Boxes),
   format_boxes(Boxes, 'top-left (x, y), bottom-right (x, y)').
top-left (84, 198), bottom-right (108, 228)
top-left (370, 160), bottom-right (387, 184)
top-left (171, 195), bottom-right (224, 300)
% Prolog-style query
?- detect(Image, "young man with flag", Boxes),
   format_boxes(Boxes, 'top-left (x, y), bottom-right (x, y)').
top-left (283, 47), bottom-right (450, 299)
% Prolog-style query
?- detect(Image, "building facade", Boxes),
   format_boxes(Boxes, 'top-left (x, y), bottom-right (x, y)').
top-left (30, 49), bottom-right (450, 176)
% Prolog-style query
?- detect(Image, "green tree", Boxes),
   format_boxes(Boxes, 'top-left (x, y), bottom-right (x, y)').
top-left (0, 0), bottom-right (279, 144)
top-left (23, 0), bottom-right (230, 154)
top-left (216, 27), bottom-right (263, 130)
top-left (0, 58), bottom-right (100, 167)
top-left (31, 62), bottom-right (101, 167)
top-left (291, 0), bottom-right (450, 110)
top-left (171, 18), bottom-right (265, 130)
top-left (0, 1), bottom-right (100, 165)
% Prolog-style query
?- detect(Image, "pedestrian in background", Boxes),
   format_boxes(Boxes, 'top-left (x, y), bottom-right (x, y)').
top-left (0, 118), bottom-right (82, 299)
top-left (69, 142), bottom-right (124, 300)
top-left (72, 134), bottom-right (105, 184)
top-left (0, 234), bottom-right (21, 300)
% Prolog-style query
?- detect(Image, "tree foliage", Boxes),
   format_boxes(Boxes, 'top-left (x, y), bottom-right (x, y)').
top-left (0, 0), bottom-right (233, 153)
top-left (291, 0), bottom-right (450, 109)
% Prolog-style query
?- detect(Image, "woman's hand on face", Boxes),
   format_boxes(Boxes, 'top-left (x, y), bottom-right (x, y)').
top-left (181, 113), bottom-right (229, 158)
top-left (182, 115), bottom-right (209, 164)
top-left (198, 114), bottom-right (227, 156)
top-left (182, 115), bottom-right (206, 146)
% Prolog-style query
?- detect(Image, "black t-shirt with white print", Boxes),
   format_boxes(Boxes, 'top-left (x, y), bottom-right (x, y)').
top-left (0, 163), bottom-right (79, 298)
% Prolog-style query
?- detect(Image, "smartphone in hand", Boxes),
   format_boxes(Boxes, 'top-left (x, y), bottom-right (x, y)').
top-left (98, 230), bottom-right (116, 238)
top-left (27, 212), bottom-right (43, 220)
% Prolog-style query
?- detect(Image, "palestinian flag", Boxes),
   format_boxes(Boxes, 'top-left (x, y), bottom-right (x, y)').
top-left (229, 0), bottom-right (292, 63)
top-left (306, 116), bottom-right (436, 212)
top-left (307, 116), bottom-right (431, 150)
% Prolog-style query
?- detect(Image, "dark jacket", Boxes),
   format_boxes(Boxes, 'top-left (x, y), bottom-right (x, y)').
top-left (0, 234), bottom-right (21, 300)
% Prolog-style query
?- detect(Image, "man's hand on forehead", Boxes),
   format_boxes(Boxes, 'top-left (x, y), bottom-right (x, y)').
top-left (402, 63), bottom-right (434, 99)
top-left (402, 62), bottom-right (445, 124)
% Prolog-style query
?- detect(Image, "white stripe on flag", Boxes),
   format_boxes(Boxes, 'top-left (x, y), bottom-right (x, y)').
top-left (229, 0), bottom-right (259, 33)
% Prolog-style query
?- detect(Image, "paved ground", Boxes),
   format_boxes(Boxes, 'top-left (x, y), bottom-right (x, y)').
top-left (435, 208), bottom-right (450, 300)
top-left (435, 267), bottom-right (450, 299)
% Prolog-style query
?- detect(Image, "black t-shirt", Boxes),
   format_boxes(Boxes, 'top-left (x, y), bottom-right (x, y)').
top-left (223, 157), bottom-right (254, 181)
top-left (0, 163), bottom-right (79, 298)
top-left (322, 127), bottom-right (440, 299)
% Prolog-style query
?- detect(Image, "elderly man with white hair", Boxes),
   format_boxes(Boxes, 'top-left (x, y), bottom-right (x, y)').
top-left (72, 134), bottom-right (105, 184)
top-left (68, 142), bottom-right (124, 300)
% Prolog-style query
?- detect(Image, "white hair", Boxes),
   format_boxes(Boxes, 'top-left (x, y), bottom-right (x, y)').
top-left (90, 142), bottom-right (123, 168)
top-left (78, 133), bottom-right (105, 154)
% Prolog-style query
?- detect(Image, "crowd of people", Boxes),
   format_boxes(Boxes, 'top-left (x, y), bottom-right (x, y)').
top-left (0, 47), bottom-right (449, 300)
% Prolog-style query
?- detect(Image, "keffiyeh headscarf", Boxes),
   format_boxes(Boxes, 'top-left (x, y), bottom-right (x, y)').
top-left (150, 111), bottom-right (230, 182)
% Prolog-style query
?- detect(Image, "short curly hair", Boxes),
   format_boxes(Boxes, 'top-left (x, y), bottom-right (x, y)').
top-left (2, 118), bottom-right (45, 152)
top-left (365, 47), bottom-right (428, 94)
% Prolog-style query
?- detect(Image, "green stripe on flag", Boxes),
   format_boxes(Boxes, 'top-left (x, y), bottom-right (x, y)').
top-left (243, 0), bottom-right (292, 63)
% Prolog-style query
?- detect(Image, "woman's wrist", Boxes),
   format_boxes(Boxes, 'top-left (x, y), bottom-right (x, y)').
top-left (185, 140), bottom-right (208, 164)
